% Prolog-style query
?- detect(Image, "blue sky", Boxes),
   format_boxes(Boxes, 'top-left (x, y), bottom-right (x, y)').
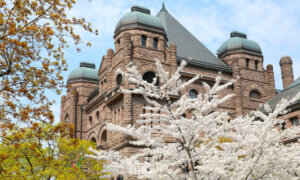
top-left (50, 0), bottom-right (300, 123)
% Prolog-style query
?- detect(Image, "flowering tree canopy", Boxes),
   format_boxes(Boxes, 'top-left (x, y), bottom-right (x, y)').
top-left (0, 0), bottom-right (96, 133)
top-left (86, 58), bottom-right (300, 180)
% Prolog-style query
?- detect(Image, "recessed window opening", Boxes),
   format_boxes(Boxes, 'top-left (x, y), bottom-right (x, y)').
top-left (246, 58), bottom-right (250, 68)
top-left (153, 38), bottom-right (158, 49)
top-left (143, 71), bottom-right (159, 86)
top-left (141, 35), bottom-right (147, 47)
top-left (89, 116), bottom-right (93, 125)
top-left (249, 90), bottom-right (261, 99)
top-left (290, 117), bottom-right (299, 126)
top-left (116, 74), bottom-right (122, 86)
top-left (255, 60), bottom-right (258, 70)
top-left (189, 89), bottom-right (198, 99)
top-left (90, 137), bottom-right (96, 143)
top-left (96, 111), bottom-right (100, 121)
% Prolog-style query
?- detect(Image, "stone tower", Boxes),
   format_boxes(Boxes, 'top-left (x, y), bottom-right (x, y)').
top-left (60, 62), bottom-right (98, 138)
top-left (217, 31), bottom-right (276, 115)
top-left (280, 56), bottom-right (294, 89)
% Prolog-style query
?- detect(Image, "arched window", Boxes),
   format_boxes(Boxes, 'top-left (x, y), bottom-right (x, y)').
top-left (116, 74), bottom-right (122, 86)
top-left (89, 116), bottom-right (93, 125)
top-left (90, 137), bottom-right (96, 144)
top-left (64, 114), bottom-right (70, 124)
top-left (189, 89), bottom-right (198, 99)
top-left (100, 130), bottom-right (107, 145)
top-left (143, 71), bottom-right (159, 86)
top-left (249, 90), bottom-right (261, 99)
top-left (96, 111), bottom-right (100, 121)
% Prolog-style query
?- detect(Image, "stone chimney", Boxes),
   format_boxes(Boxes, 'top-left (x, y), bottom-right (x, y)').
top-left (280, 56), bottom-right (294, 89)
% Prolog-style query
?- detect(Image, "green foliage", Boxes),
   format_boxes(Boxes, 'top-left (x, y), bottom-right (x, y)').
top-left (0, 123), bottom-right (106, 179)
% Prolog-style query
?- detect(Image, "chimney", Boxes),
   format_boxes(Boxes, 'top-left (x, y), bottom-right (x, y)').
top-left (280, 56), bottom-right (294, 89)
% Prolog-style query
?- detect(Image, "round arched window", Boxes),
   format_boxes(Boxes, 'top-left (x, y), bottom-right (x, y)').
top-left (249, 90), bottom-right (261, 99)
top-left (96, 111), bottom-right (100, 121)
top-left (64, 114), bottom-right (70, 124)
top-left (89, 116), bottom-right (93, 125)
top-left (90, 137), bottom-right (96, 144)
top-left (143, 71), bottom-right (159, 86)
top-left (189, 89), bottom-right (198, 99)
top-left (101, 130), bottom-right (107, 145)
top-left (116, 74), bottom-right (122, 86)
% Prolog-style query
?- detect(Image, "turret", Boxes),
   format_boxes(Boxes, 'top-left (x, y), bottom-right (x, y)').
top-left (280, 56), bottom-right (294, 89)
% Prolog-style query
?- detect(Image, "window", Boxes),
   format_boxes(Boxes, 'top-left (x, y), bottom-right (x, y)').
top-left (64, 114), bottom-right (70, 124)
top-left (141, 35), bottom-right (147, 47)
top-left (89, 116), bottom-right (93, 125)
top-left (96, 111), bottom-right (100, 121)
top-left (255, 60), bottom-right (258, 70)
top-left (143, 71), bottom-right (159, 86)
top-left (281, 122), bottom-right (286, 131)
top-left (117, 175), bottom-right (123, 180)
top-left (117, 39), bottom-right (120, 44)
top-left (290, 117), bottom-right (299, 126)
top-left (100, 130), bottom-right (107, 145)
top-left (189, 89), bottom-right (198, 99)
top-left (249, 90), bottom-right (261, 99)
top-left (90, 137), bottom-right (96, 143)
top-left (153, 38), bottom-right (158, 49)
top-left (208, 95), bottom-right (213, 102)
top-left (180, 113), bottom-right (186, 119)
top-left (246, 58), bottom-right (250, 68)
top-left (116, 74), bottom-right (122, 86)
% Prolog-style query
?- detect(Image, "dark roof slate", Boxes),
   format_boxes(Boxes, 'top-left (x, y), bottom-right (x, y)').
top-left (156, 5), bottom-right (231, 72)
top-left (266, 77), bottom-right (300, 111)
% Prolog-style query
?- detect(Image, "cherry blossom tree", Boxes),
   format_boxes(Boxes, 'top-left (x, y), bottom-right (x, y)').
top-left (86, 58), bottom-right (300, 180)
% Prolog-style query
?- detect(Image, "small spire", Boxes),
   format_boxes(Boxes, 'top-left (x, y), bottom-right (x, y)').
top-left (161, 2), bottom-right (167, 12)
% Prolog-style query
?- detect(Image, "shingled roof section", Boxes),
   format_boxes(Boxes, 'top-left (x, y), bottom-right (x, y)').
top-left (156, 3), bottom-right (232, 73)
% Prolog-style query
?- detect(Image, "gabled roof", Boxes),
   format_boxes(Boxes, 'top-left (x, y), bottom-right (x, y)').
top-left (266, 77), bottom-right (300, 111)
top-left (156, 4), bottom-right (231, 72)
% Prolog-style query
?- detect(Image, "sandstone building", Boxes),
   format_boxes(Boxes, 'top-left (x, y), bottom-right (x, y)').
top-left (60, 4), bottom-right (299, 151)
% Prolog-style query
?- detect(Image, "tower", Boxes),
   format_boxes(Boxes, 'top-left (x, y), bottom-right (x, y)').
top-left (217, 31), bottom-right (276, 115)
top-left (280, 56), bottom-right (294, 89)
top-left (60, 62), bottom-right (98, 138)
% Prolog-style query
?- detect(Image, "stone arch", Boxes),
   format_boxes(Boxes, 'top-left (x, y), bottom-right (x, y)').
top-left (246, 84), bottom-right (266, 99)
top-left (64, 113), bottom-right (70, 123)
top-left (249, 90), bottom-right (261, 99)
top-left (87, 130), bottom-right (97, 144)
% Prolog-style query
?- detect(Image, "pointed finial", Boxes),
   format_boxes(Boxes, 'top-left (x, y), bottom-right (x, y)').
top-left (161, 2), bottom-right (167, 11)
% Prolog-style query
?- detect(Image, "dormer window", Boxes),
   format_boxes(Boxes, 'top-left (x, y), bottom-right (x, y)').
top-left (246, 58), bottom-right (250, 68)
top-left (255, 60), bottom-right (258, 70)
top-left (153, 38), bottom-right (158, 49)
top-left (141, 35), bottom-right (147, 47)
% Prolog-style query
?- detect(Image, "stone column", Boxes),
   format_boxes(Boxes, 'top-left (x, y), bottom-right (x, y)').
top-left (60, 95), bottom-right (66, 122)
top-left (267, 64), bottom-right (276, 97)
top-left (106, 49), bottom-right (114, 92)
top-left (232, 61), bottom-right (243, 116)
top-left (170, 43), bottom-right (177, 75)
top-left (280, 56), bottom-right (294, 89)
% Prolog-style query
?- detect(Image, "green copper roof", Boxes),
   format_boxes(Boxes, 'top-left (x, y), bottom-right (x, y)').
top-left (67, 61), bottom-right (98, 84)
top-left (217, 31), bottom-right (261, 57)
top-left (115, 6), bottom-right (164, 34)
top-left (156, 4), bottom-right (231, 72)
